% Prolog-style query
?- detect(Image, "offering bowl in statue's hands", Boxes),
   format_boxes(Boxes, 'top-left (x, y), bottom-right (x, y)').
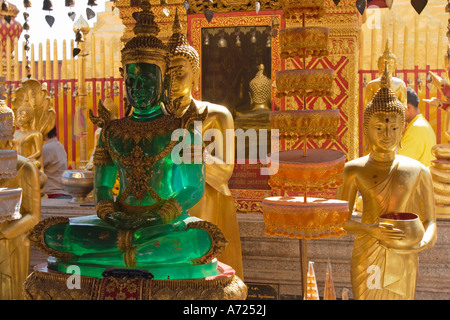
top-left (378, 212), bottom-right (425, 252)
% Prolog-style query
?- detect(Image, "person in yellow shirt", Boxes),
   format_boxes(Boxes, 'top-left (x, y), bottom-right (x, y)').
top-left (397, 87), bottom-right (436, 167)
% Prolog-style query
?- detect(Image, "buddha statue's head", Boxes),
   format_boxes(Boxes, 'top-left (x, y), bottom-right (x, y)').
top-left (167, 9), bottom-right (200, 106)
top-left (16, 102), bottom-right (34, 130)
top-left (364, 67), bottom-right (405, 154)
top-left (377, 41), bottom-right (397, 77)
top-left (120, 0), bottom-right (168, 115)
top-left (249, 64), bottom-right (271, 109)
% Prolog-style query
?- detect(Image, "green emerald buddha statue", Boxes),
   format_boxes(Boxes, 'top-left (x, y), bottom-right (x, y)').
top-left (28, 1), bottom-right (227, 280)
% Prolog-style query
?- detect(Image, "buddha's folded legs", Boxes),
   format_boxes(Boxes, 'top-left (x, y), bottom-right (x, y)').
top-left (29, 215), bottom-right (227, 268)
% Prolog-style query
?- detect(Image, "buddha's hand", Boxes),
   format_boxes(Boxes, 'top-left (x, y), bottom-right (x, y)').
top-left (158, 198), bottom-right (182, 224)
top-left (104, 211), bottom-right (163, 230)
top-left (98, 199), bottom-right (162, 230)
top-left (424, 98), bottom-right (450, 111)
top-left (367, 222), bottom-right (405, 242)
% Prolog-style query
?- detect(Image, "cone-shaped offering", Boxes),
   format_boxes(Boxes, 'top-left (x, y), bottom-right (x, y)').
top-left (304, 261), bottom-right (319, 300)
top-left (323, 260), bottom-right (336, 300)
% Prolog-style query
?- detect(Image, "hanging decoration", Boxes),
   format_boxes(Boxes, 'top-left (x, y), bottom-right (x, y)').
top-left (161, 0), bottom-right (169, 17)
top-left (23, 9), bottom-right (31, 78)
top-left (86, 0), bottom-right (97, 20)
top-left (42, 0), bottom-right (55, 27)
top-left (385, 0), bottom-right (394, 9)
top-left (411, 0), bottom-right (428, 15)
top-left (184, 0), bottom-right (189, 13)
top-left (271, 15), bottom-right (279, 38)
top-left (2, 1), bottom-right (11, 23)
top-left (23, 0), bottom-right (31, 8)
top-left (204, 8), bottom-right (214, 23)
top-left (66, 0), bottom-right (76, 21)
top-left (73, 28), bottom-right (83, 57)
top-left (355, 0), bottom-right (366, 15)
top-left (255, 1), bottom-right (260, 15)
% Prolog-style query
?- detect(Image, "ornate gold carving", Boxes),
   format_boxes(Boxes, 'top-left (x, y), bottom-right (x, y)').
top-left (280, 27), bottom-right (330, 59)
top-left (96, 199), bottom-right (117, 220)
top-left (23, 266), bottom-right (248, 300)
top-left (93, 146), bottom-right (114, 166)
top-left (270, 109), bottom-right (340, 141)
top-left (27, 217), bottom-right (72, 260)
top-left (158, 198), bottom-right (182, 223)
top-left (120, 0), bottom-right (169, 73)
top-left (187, 0), bottom-right (281, 13)
top-left (187, 221), bottom-right (228, 265)
top-left (275, 69), bottom-right (334, 98)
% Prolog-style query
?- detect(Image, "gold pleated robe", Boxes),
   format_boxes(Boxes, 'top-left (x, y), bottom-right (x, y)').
top-left (349, 156), bottom-right (435, 300)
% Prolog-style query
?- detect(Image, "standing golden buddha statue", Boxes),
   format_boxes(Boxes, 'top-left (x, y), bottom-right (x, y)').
top-left (167, 10), bottom-right (244, 280)
top-left (0, 102), bottom-right (41, 300)
top-left (338, 70), bottom-right (437, 300)
top-left (364, 41), bottom-right (407, 108)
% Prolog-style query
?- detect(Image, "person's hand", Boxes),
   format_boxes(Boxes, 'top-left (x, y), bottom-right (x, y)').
top-left (367, 222), bottom-right (405, 242)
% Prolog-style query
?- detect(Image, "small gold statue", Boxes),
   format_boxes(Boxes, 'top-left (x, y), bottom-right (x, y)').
top-left (249, 64), bottom-right (271, 112)
top-left (11, 79), bottom-right (56, 195)
top-left (364, 41), bottom-right (407, 108)
top-left (338, 69), bottom-right (437, 300)
top-left (167, 9), bottom-right (244, 280)
top-left (0, 103), bottom-right (41, 300)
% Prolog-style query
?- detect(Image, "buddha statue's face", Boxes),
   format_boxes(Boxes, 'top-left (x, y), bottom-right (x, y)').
top-left (16, 108), bottom-right (32, 129)
top-left (125, 63), bottom-right (162, 111)
top-left (366, 112), bottom-right (403, 154)
top-left (378, 58), bottom-right (396, 75)
top-left (170, 56), bottom-right (195, 100)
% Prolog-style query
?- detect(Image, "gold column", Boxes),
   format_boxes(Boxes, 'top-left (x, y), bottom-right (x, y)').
top-left (73, 16), bottom-right (90, 168)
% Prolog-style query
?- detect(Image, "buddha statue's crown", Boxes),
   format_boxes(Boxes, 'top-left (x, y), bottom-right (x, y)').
top-left (378, 40), bottom-right (397, 64)
top-left (167, 9), bottom-right (199, 75)
top-left (121, 0), bottom-right (169, 74)
top-left (363, 65), bottom-right (405, 131)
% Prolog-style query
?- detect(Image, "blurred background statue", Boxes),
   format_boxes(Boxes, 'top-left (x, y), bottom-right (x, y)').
top-left (364, 41), bottom-right (407, 108)
top-left (11, 79), bottom-right (56, 195)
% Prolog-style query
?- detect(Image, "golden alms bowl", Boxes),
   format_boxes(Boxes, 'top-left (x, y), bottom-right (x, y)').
top-left (379, 212), bottom-right (425, 251)
top-left (61, 170), bottom-right (94, 203)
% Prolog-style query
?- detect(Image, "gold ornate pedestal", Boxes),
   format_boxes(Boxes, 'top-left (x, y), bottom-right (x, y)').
top-left (24, 262), bottom-right (247, 300)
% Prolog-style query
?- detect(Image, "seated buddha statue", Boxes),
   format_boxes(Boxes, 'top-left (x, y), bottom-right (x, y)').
top-left (167, 10), bottom-right (244, 280)
top-left (234, 64), bottom-right (272, 132)
top-left (337, 69), bottom-right (437, 300)
top-left (364, 41), bottom-right (407, 108)
top-left (28, 2), bottom-right (227, 280)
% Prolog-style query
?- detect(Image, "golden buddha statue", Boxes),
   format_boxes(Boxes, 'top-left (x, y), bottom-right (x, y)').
top-left (11, 79), bottom-right (56, 195)
top-left (167, 10), bottom-right (244, 280)
top-left (337, 70), bottom-right (437, 300)
top-left (364, 41), bottom-right (407, 108)
top-left (0, 103), bottom-right (41, 300)
top-left (249, 64), bottom-right (271, 112)
top-left (13, 103), bottom-right (43, 170)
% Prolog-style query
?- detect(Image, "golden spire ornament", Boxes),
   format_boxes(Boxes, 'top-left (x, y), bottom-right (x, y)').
top-left (304, 261), bottom-right (319, 300)
top-left (323, 260), bottom-right (336, 300)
